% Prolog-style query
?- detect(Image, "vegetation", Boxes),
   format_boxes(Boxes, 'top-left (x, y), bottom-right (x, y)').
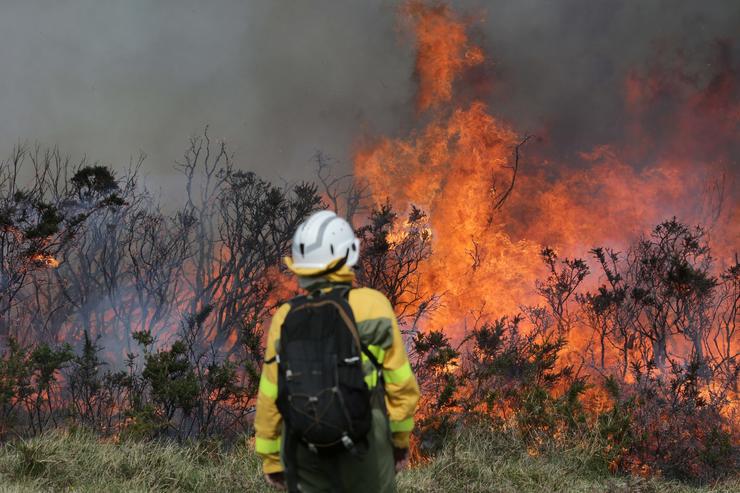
top-left (0, 135), bottom-right (737, 490)
top-left (0, 428), bottom-right (737, 493)
top-left (411, 237), bottom-right (738, 484)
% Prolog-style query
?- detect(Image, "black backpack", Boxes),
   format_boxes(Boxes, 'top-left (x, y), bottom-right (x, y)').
top-left (275, 286), bottom-right (379, 454)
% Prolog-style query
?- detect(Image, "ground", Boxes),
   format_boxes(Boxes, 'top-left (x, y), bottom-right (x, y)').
top-left (0, 430), bottom-right (736, 493)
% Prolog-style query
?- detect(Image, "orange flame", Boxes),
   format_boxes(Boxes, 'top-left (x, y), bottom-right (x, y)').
top-left (357, 2), bottom-right (540, 333)
top-left (355, 0), bottom-right (738, 350)
top-left (400, 0), bottom-right (484, 112)
top-left (30, 253), bottom-right (60, 268)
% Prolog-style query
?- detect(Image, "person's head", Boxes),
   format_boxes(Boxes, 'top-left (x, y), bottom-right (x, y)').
top-left (285, 210), bottom-right (359, 284)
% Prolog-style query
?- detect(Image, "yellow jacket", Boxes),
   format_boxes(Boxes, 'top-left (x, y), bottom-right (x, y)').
top-left (254, 284), bottom-right (420, 474)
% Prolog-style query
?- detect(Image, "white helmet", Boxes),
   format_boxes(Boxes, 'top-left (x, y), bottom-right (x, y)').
top-left (290, 210), bottom-right (360, 272)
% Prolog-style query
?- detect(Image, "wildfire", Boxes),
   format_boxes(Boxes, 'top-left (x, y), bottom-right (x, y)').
top-left (355, 0), bottom-right (738, 351)
top-left (385, 218), bottom-right (433, 246)
top-left (357, 2), bottom-right (543, 332)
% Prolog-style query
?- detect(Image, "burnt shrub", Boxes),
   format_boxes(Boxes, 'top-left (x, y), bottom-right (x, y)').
top-left (596, 360), bottom-right (738, 483)
top-left (0, 338), bottom-right (33, 438)
top-left (410, 329), bottom-right (461, 456)
top-left (411, 315), bottom-right (589, 457)
top-left (411, 318), bottom-right (738, 484)
top-left (0, 338), bottom-right (74, 437)
top-left (466, 316), bottom-right (587, 440)
top-left (65, 332), bottom-right (137, 436)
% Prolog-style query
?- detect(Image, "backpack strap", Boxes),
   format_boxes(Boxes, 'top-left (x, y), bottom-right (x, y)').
top-left (284, 431), bottom-right (300, 492)
top-left (265, 287), bottom-right (383, 369)
top-left (331, 286), bottom-right (383, 372)
top-left (326, 286), bottom-right (386, 413)
top-left (263, 295), bottom-right (309, 365)
top-left (360, 344), bottom-right (381, 371)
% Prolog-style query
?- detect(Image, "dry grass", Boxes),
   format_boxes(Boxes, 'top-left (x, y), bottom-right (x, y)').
top-left (397, 429), bottom-right (739, 493)
top-left (0, 429), bottom-right (736, 492)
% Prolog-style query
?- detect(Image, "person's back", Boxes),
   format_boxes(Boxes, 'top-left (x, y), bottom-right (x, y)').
top-left (253, 210), bottom-right (420, 492)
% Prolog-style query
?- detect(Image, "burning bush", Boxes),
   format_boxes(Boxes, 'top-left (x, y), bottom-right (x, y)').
top-left (598, 362), bottom-right (738, 483)
top-left (0, 145), bottom-right (736, 484)
top-left (408, 223), bottom-right (738, 484)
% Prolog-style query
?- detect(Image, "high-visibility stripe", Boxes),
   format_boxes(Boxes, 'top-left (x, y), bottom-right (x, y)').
top-left (360, 344), bottom-right (385, 390)
top-left (255, 436), bottom-right (281, 455)
top-left (364, 372), bottom-right (376, 389)
top-left (384, 361), bottom-right (413, 384)
top-left (258, 374), bottom-right (278, 400)
top-left (389, 417), bottom-right (414, 432)
top-left (366, 344), bottom-right (385, 363)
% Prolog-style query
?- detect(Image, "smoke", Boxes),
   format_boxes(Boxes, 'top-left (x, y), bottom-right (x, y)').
top-left (0, 0), bottom-right (737, 188)
top-left (0, 0), bottom-right (412, 189)
top-left (473, 0), bottom-right (740, 163)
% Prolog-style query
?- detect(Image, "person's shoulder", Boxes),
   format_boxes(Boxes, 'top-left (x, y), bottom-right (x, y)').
top-left (266, 302), bottom-right (292, 340)
top-left (272, 302), bottom-right (292, 320)
top-left (349, 286), bottom-right (389, 304)
top-left (348, 287), bottom-right (394, 318)
top-left (278, 292), bottom-right (310, 310)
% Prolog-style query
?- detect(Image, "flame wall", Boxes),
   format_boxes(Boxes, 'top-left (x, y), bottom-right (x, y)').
top-left (354, 1), bottom-right (739, 336)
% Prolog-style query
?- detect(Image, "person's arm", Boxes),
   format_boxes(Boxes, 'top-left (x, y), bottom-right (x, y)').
top-left (350, 288), bottom-right (420, 468)
top-left (254, 303), bottom-right (290, 475)
top-left (381, 305), bottom-right (420, 450)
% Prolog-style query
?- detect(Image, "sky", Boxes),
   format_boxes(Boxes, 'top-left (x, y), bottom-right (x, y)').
top-left (0, 0), bottom-right (737, 195)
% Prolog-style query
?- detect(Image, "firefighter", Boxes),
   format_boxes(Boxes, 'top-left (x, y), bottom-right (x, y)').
top-left (254, 210), bottom-right (420, 492)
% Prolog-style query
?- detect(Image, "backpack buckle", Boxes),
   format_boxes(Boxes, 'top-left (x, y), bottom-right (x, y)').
top-left (341, 434), bottom-right (354, 450)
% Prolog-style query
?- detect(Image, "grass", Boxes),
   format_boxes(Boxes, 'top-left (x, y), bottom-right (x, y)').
top-left (0, 429), bottom-right (737, 493)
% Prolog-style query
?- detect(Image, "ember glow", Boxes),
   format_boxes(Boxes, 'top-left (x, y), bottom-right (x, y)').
top-left (30, 253), bottom-right (60, 269)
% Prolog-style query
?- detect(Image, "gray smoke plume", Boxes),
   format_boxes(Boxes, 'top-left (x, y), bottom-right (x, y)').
top-left (0, 0), bottom-right (737, 190)
top-left (475, 0), bottom-right (740, 162)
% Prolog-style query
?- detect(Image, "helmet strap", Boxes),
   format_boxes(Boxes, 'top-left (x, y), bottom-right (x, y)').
top-left (302, 251), bottom-right (350, 279)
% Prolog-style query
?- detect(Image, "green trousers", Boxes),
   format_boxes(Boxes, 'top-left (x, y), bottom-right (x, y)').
top-left (284, 409), bottom-right (397, 493)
